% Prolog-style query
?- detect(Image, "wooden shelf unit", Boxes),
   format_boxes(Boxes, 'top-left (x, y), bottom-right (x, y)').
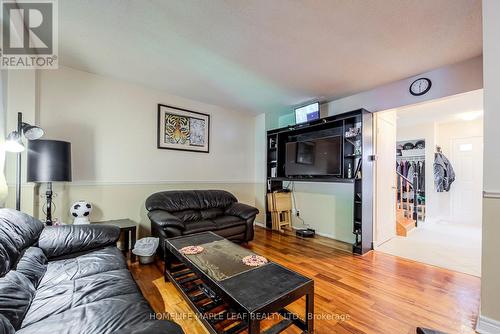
top-left (265, 109), bottom-right (374, 255)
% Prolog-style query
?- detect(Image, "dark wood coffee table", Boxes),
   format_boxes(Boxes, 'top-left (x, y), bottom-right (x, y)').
top-left (164, 232), bottom-right (314, 334)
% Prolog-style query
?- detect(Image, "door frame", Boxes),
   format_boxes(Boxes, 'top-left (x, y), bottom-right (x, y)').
top-left (373, 109), bottom-right (397, 248)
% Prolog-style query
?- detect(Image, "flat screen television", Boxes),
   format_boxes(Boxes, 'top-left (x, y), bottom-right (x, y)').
top-left (285, 136), bottom-right (342, 177)
top-left (295, 102), bottom-right (320, 124)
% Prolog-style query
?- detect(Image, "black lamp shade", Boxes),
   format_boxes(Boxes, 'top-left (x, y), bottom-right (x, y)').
top-left (27, 140), bottom-right (72, 183)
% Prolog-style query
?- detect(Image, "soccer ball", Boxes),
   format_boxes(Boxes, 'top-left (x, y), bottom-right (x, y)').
top-left (70, 201), bottom-right (93, 225)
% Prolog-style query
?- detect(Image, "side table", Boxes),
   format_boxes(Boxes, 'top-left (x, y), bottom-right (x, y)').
top-left (93, 219), bottom-right (137, 262)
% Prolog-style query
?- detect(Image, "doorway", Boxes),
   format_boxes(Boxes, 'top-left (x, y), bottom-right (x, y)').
top-left (374, 90), bottom-right (483, 276)
top-left (451, 136), bottom-right (483, 225)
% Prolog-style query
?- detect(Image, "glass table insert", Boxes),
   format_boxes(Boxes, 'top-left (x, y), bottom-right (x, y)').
top-left (166, 232), bottom-right (267, 281)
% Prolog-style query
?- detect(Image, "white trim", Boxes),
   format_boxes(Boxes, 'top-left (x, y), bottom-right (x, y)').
top-left (476, 314), bottom-right (500, 334)
top-left (483, 190), bottom-right (500, 199)
top-left (291, 225), bottom-right (353, 244)
top-left (7, 180), bottom-right (256, 187)
top-left (5, 184), bottom-right (36, 189)
top-left (254, 221), bottom-right (266, 228)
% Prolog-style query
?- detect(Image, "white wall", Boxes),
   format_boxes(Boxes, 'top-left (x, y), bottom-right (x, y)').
top-left (254, 113), bottom-right (267, 223)
top-left (273, 56), bottom-right (483, 128)
top-left (4, 70), bottom-right (38, 215)
top-left (4, 66), bottom-right (259, 233)
top-left (326, 56), bottom-right (483, 115)
top-left (0, 71), bottom-right (8, 205)
top-left (37, 67), bottom-right (255, 183)
top-left (285, 181), bottom-right (355, 243)
top-left (479, 1), bottom-right (500, 331)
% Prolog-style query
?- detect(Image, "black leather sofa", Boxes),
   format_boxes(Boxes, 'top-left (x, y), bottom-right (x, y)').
top-left (0, 209), bottom-right (183, 334)
top-left (146, 190), bottom-right (259, 257)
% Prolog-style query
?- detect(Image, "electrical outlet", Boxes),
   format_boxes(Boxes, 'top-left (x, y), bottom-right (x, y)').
top-left (296, 210), bottom-right (300, 217)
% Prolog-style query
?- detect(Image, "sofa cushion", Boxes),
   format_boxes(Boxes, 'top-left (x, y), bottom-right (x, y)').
top-left (183, 220), bottom-right (217, 234)
top-left (214, 225), bottom-right (247, 240)
top-left (0, 271), bottom-right (36, 329)
top-left (38, 246), bottom-right (127, 287)
top-left (172, 209), bottom-right (201, 222)
top-left (212, 216), bottom-right (246, 230)
top-left (145, 190), bottom-right (237, 212)
top-left (201, 208), bottom-right (224, 220)
top-left (38, 224), bottom-right (120, 259)
top-left (0, 314), bottom-right (15, 334)
top-left (0, 209), bottom-right (44, 277)
top-left (14, 247), bottom-right (48, 289)
top-left (22, 268), bottom-right (141, 327)
top-left (19, 246), bottom-right (156, 334)
top-left (18, 293), bottom-right (153, 334)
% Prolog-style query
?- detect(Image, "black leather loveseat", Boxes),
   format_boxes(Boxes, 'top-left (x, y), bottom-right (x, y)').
top-left (146, 190), bottom-right (259, 258)
top-left (0, 209), bottom-right (183, 334)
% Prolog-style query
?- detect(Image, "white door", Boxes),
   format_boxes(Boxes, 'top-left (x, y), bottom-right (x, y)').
top-left (374, 110), bottom-right (397, 247)
top-left (450, 136), bottom-right (483, 225)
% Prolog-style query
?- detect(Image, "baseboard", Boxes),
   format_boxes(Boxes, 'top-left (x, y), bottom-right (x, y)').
top-left (254, 221), bottom-right (266, 228)
top-left (477, 314), bottom-right (500, 333)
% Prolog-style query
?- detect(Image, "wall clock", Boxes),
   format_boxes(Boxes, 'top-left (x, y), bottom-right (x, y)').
top-left (409, 77), bottom-right (432, 96)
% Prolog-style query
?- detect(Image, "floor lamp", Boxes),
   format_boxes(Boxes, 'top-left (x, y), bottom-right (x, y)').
top-left (27, 140), bottom-right (72, 225)
top-left (4, 112), bottom-right (44, 210)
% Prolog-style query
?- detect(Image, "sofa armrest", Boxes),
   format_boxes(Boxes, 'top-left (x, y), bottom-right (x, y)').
top-left (38, 224), bottom-right (120, 259)
top-left (225, 202), bottom-right (259, 220)
top-left (148, 210), bottom-right (185, 231)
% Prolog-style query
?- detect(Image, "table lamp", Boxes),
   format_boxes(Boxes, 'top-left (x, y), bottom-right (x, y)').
top-left (27, 139), bottom-right (72, 225)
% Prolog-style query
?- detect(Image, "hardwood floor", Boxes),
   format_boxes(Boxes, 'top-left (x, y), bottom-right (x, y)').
top-left (129, 227), bottom-right (480, 334)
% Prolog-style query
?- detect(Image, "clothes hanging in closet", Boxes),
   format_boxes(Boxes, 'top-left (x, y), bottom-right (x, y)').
top-left (418, 161), bottom-right (425, 192)
top-left (396, 159), bottom-right (425, 193)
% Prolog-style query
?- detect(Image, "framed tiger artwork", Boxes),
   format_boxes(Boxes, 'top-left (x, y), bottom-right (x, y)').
top-left (157, 104), bottom-right (210, 153)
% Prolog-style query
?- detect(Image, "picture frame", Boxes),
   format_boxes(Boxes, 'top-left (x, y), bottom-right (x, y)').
top-left (157, 104), bottom-right (210, 153)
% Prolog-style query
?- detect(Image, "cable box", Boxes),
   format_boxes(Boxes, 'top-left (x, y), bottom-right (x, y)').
top-left (296, 228), bottom-right (315, 238)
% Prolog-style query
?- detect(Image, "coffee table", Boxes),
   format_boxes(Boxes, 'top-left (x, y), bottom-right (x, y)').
top-left (164, 232), bottom-right (314, 334)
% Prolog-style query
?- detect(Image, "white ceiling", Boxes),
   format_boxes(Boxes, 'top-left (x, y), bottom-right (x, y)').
top-left (59, 0), bottom-right (482, 114)
top-left (397, 89), bottom-right (483, 127)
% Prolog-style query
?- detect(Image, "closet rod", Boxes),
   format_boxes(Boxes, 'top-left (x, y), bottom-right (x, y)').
top-left (396, 156), bottom-right (425, 161)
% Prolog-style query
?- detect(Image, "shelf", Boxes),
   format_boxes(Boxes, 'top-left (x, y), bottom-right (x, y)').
top-left (267, 177), bottom-right (355, 184)
top-left (266, 108), bottom-right (373, 256)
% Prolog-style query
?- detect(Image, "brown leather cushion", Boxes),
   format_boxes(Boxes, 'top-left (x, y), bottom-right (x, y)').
top-left (183, 220), bottom-right (217, 234)
top-left (213, 216), bottom-right (246, 230)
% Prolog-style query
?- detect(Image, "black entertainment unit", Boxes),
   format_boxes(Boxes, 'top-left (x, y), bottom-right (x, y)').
top-left (266, 109), bottom-right (374, 255)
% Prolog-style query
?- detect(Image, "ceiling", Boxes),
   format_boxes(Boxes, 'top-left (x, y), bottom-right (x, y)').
top-left (397, 89), bottom-right (483, 127)
top-left (59, 0), bottom-right (482, 114)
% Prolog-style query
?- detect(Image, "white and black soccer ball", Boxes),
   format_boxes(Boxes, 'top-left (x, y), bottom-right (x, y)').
top-left (70, 201), bottom-right (93, 225)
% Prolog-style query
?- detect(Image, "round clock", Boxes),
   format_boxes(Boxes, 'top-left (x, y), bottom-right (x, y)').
top-left (409, 78), bottom-right (432, 96)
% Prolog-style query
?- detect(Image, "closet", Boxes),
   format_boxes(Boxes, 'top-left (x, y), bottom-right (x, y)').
top-left (396, 140), bottom-right (426, 223)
